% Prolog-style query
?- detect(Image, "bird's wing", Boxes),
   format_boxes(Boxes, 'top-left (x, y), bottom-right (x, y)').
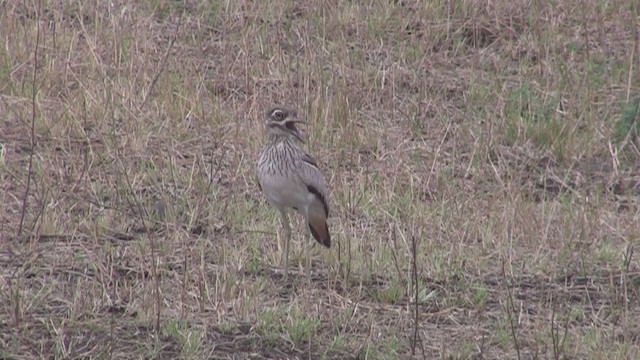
top-left (298, 152), bottom-right (331, 247)
top-left (298, 152), bottom-right (329, 217)
top-left (301, 153), bottom-right (319, 168)
top-left (255, 158), bottom-right (263, 192)
top-left (256, 173), bottom-right (262, 192)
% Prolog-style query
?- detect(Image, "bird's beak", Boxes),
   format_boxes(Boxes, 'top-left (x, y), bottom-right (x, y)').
top-left (287, 119), bottom-right (307, 142)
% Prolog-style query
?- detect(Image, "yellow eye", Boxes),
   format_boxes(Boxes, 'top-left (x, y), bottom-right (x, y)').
top-left (272, 109), bottom-right (285, 121)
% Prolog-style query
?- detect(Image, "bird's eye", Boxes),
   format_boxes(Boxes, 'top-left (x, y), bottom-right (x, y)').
top-left (272, 110), bottom-right (285, 121)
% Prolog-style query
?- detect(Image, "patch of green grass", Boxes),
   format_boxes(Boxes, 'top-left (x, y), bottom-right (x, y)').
top-left (493, 316), bottom-right (516, 351)
top-left (161, 319), bottom-right (203, 358)
top-left (412, 277), bottom-right (438, 305)
top-left (447, 341), bottom-right (479, 359)
top-left (472, 284), bottom-right (489, 310)
top-left (322, 333), bottom-right (349, 358)
top-left (504, 82), bottom-right (564, 151)
top-left (597, 240), bottom-right (620, 268)
top-left (614, 98), bottom-right (640, 144)
top-left (216, 322), bottom-right (235, 335)
top-left (285, 305), bottom-right (321, 346)
top-left (245, 239), bottom-right (262, 275)
top-left (359, 335), bottom-right (401, 360)
top-left (584, 57), bottom-right (608, 90)
top-left (256, 308), bottom-right (285, 347)
top-left (0, 46), bottom-right (13, 95)
top-left (369, 277), bottom-right (406, 305)
top-left (149, 0), bottom-right (184, 20)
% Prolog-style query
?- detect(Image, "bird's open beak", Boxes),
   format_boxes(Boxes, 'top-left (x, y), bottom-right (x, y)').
top-left (289, 119), bottom-right (307, 125)
top-left (286, 119), bottom-right (307, 142)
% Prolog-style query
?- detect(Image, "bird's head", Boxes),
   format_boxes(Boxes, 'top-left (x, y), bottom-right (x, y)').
top-left (264, 106), bottom-right (306, 143)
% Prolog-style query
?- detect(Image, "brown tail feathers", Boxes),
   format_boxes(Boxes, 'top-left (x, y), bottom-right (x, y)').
top-left (308, 217), bottom-right (330, 248)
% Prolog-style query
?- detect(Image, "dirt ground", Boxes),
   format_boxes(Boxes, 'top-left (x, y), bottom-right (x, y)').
top-left (1, 1), bottom-right (640, 359)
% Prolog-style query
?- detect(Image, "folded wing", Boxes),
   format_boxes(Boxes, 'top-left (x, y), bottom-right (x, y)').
top-left (299, 153), bottom-right (331, 248)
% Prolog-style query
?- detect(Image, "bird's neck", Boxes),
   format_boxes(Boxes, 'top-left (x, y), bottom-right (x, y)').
top-left (267, 131), bottom-right (303, 146)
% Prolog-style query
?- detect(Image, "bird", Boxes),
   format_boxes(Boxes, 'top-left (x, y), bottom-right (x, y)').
top-left (256, 105), bottom-right (330, 281)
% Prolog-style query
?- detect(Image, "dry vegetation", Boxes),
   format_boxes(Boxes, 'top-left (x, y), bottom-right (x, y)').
top-left (1, 0), bottom-right (640, 359)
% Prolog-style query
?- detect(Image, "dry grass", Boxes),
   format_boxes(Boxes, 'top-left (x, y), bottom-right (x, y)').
top-left (1, 0), bottom-right (640, 359)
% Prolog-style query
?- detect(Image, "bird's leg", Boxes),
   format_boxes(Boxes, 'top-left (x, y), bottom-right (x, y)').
top-left (279, 208), bottom-right (292, 281)
top-left (304, 221), bottom-right (311, 282)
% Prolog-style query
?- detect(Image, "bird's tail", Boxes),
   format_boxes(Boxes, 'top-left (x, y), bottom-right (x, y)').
top-left (308, 215), bottom-right (330, 248)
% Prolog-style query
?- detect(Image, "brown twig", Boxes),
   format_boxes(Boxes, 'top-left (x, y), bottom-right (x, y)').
top-left (191, 138), bottom-right (228, 231)
top-left (139, 13), bottom-right (182, 110)
top-left (410, 234), bottom-right (424, 357)
top-left (109, 250), bottom-right (116, 360)
top-left (16, 2), bottom-right (40, 239)
top-left (550, 297), bottom-right (561, 360)
top-left (110, 5), bottom-right (185, 337)
top-left (502, 260), bottom-right (521, 360)
top-left (115, 151), bottom-right (162, 332)
top-left (389, 223), bottom-right (404, 282)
